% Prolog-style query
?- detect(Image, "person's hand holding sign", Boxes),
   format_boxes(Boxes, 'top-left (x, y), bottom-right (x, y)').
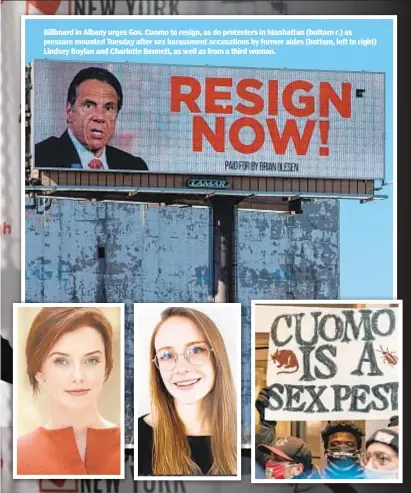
top-left (255, 385), bottom-right (278, 471)
top-left (256, 386), bottom-right (277, 427)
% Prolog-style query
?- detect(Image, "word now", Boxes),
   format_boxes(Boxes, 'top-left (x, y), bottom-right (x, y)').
top-left (191, 117), bottom-right (331, 155)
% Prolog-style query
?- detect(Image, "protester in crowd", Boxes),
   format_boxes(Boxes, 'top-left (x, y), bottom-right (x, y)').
top-left (320, 421), bottom-right (365, 479)
top-left (254, 386), bottom-right (320, 479)
top-left (17, 307), bottom-right (120, 475)
top-left (361, 427), bottom-right (399, 479)
top-left (138, 306), bottom-right (237, 476)
top-left (255, 385), bottom-right (278, 471)
top-left (35, 66), bottom-right (148, 171)
top-left (258, 436), bottom-right (320, 479)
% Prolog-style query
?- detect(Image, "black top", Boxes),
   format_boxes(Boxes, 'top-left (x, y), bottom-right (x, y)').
top-left (137, 416), bottom-right (213, 476)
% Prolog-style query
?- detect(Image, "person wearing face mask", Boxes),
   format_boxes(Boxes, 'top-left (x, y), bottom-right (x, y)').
top-left (361, 428), bottom-right (399, 479)
top-left (258, 436), bottom-right (320, 479)
top-left (320, 421), bottom-right (365, 479)
top-left (254, 389), bottom-right (320, 480)
top-left (254, 385), bottom-right (278, 477)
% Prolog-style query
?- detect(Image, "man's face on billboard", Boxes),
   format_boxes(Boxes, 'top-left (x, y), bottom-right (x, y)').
top-left (66, 79), bottom-right (119, 157)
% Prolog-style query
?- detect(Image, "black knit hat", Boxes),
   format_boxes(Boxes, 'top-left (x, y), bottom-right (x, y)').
top-left (366, 428), bottom-right (399, 454)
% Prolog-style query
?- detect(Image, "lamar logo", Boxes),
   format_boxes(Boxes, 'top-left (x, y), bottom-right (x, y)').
top-left (187, 178), bottom-right (230, 189)
top-left (39, 480), bottom-right (78, 492)
top-left (26, 0), bottom-right (72, 14)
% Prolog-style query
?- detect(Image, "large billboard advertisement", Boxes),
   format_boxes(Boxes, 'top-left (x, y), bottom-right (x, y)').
top-left (32, 60), bottom-right (385, 179)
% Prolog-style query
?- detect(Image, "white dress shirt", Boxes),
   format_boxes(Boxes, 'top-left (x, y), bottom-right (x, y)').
top-left (67, 128), bottom-right (109, 170)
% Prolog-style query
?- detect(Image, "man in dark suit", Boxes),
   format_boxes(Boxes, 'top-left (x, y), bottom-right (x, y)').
top-left (35, 66), bottom-right (148, 171)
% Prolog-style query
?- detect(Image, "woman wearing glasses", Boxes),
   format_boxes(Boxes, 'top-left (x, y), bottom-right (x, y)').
top-left (137, 306), bottom-right (237, 476)
top-left (361, 427), bottom-right (399, 479)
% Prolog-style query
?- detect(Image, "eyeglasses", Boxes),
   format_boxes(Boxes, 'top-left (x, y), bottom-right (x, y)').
top-left (361, 451), bottom-right (396, 467)
top-left (153, 342), bottom-right (214, 372)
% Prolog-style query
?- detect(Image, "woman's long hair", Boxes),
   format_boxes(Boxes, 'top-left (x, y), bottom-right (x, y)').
top-left (149, 307), bottom-right (237, 476)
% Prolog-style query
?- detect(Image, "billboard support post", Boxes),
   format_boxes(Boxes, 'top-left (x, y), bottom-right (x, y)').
top-left (210, 196), bottom-right (242, 303)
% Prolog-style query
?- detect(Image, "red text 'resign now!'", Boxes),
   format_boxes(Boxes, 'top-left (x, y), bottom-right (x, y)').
top-left (170, 76), bottom-right (352, 156)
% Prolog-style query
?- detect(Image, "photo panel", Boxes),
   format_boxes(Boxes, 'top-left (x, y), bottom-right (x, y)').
top-left (22, 14), bottom-right (395, 454)
top-left (12, 303), bottom-right (125, 479)
top-left (15, 11), bottom-right (397, 492)
top-left (251, 300), bottom-right (402, 483)
top-left (134, 302), bottom-right (242, 480)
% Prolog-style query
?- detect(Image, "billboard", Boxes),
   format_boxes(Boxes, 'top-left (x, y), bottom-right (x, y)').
top-left (32, 60), bottom-right (385, 179)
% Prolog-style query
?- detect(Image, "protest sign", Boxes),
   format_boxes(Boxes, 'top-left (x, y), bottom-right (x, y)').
top-left (263, 305), bottom-right (400, 421)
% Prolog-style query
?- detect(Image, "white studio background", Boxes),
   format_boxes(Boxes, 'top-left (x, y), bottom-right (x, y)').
top-left (134, 303), bottom-right (241, 419)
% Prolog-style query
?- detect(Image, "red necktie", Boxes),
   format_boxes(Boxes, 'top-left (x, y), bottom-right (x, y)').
top-left (88, 159), bottom-right (103, 169)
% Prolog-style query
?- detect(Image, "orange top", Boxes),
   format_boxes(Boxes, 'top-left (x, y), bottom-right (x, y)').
top-left (17, 426), bottom-right (121, 476)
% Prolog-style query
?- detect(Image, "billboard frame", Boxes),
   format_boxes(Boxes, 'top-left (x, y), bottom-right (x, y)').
top-left (25, 166), bottom-right (387, 203)
top-left (27, 58), bottom-right (386, 183)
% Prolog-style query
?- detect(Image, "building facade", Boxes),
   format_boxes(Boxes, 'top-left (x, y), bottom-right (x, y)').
top-left (25, 198), bottom-right (339, 443)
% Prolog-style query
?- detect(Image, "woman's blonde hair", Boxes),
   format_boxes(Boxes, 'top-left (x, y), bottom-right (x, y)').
top-left (149, 306), bottom-right (237, 475)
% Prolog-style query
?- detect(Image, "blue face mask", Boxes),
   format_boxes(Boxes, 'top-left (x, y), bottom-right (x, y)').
top-left (363, 467), bottom-right (398, 480)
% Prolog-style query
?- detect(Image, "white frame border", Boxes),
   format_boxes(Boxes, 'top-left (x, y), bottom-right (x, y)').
top-left (20, 13), bottom-right (397, 302)
top-left (133, 302), bottom-right (242, 481)
top-left (20, 13), bottom-right (397, 456)
top-left (12, 302), bottom-right (126, 480)
top-left (250, 299), bottom-right (403, 484)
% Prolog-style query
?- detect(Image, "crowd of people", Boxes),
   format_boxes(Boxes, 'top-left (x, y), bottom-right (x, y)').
top-left (255, 386), bottom-right (399, 480)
